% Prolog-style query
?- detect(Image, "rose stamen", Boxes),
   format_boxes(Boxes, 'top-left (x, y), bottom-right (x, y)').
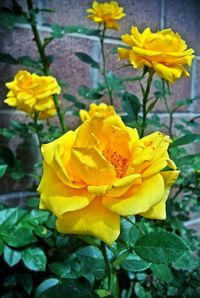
top-left (103, 150), bottom-right (128, 178)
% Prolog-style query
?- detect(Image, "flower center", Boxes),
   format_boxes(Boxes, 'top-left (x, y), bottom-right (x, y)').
top-left (103, 149), bottom-right (128, 178)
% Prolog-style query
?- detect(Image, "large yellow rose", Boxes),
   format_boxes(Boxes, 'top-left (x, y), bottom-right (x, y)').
top-left (79, 103), bottom-right (117, 122)
top-left (118, 26), bottom-right (194, 82)
top-left (4, 70), bottom-right (61, 119)
top-left (87, 1), bottom-right (126, 30)
top-left (38, 113), bottom-right (179, 245)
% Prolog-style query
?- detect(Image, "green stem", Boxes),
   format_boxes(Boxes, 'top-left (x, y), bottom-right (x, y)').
top-left (34, 112), bottom-right (42, 148)
top-left (53, 94), bottom-right (67, 132)
top-left (100, 241), bottom-right (112, 291)
top-left (27, 0), bottom-right (49, 75)
top-left (140, 70), bottom-right (154, 138)
top-left (27, 0), bottom-right (67, 133)
top-left (162, 80), bottom-right (173, 138)
top-left (100, 24), bottom-right (114, 105)
top-left (100, 241), bottom-right (119, 297)
top-left (124, 216), bottom-right (145, 235)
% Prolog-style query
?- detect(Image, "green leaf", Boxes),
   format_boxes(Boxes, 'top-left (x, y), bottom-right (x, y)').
top-left (121, 252), bottom-right (151, 272)
top-left (122, 92), bottom-right (140, 121)
top-left (18, 56), bottom-right (41, 69)
top-left (95, 289), bottom-right (112, 297)
top-left (63, 93), bottom-right (78, 103)
top-left (173, 253), bottom-right (199, 271)
top-left (50, 23), bottom-right (63, 38)
top-left (77, 85), bottom-right (103, 100)
top-left (170, 134), bottom-right (200, 147)
top-left (22, 248), bottom-right (46, 271)
top-left (113, 250), bottom-right (131, 268)
top-left (35, 278), bottom-right (59, 298)
top-left (0, 238), bottom-right (4, 255)
top-left (28, 209), bottom-right (49, 226)
top-left (63, 25), bottom-right (100, 36)
top-left (146, 97), bottom-right (159, 113)
top-left (37, 279), bottom-right (92, 298)
top-left (3, 245), bottom-right (21, 267)
top-left (75, 52), bottom-right (100, 69)
top-left (76, 246), bottom-right (107, 279)
top-left (0, 52), bottom-right (18, 64)
top-left (106, 72), bottom-right (124, 91)
top-left (134, 282), bottom-right (152, 298)
top-left (26, 197), bottom-right (39, 208)
top-left (3, 227), bottom-right (37, 248)
top-left (0, 208), bottom-right (24, 231)
top-left (0, 12), bottom-right (17, 28)
top-left (150, 263), bottom-right (173, 283)
top-left (49, 262), bottom-right (70, 277)
top-left (134, 232), bottom-right (189, 263)
top-left (0, 164), bottom-right (8, 178)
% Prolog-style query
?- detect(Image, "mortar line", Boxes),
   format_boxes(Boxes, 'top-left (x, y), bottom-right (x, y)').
top-left (160, 0), bottom-right (166, 29)
top-left (190, 58), bottom-right (197, 112)
top-left (35, 0), bottom-right (43, 26)
top-left (91, 41), bottom-right (100, 88)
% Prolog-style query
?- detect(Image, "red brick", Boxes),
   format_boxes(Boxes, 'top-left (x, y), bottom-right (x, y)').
top-left (42, 0), bottom-right (161, 39)
top-left (165, 0), bottom-right (200, 54)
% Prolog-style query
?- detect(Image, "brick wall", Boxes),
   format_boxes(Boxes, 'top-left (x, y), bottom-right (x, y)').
top-left (0, 0), bottom-right (200, 198)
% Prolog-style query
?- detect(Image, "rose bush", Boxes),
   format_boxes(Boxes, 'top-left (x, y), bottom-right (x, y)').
top-left (4, 70), bottom-right (61, 119)
top-left (38, 107), bottom-right (179, 245)
top-left (118, 26), bottom-right (194, 82)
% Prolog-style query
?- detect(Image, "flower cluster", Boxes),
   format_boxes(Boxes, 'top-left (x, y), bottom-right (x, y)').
top-left (118, 27), bottom-right (194, 82)
top-left (4, 70), bottom-right (61, 119)
top-left (87, 1), bottom-right (126, 30)
top-left (38, 104), bottom-right (179, 245)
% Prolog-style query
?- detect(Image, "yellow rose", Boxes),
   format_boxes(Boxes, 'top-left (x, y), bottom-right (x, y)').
top-left (118, 26), bottom-right (194, 82)
top-left (38, 113), bottom-right (179, 245)
top-left (4, 70), bottom-right (61, 119)
top-left (79, 103), bottom-right (117, 121)
top-left (87, 1), bottom-right (126, 30)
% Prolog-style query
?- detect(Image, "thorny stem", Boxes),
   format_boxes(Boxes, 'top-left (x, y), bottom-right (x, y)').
top-left (27, 0), bottom-right (67, 133)
top-left (34, 112), bottom-right (42, 148)
top-left (100, 241), bottom-right (112, 291)
top-left (99, 24), bottom-right (114, 105)
top-left (162, 80), bottom-right (173, 138)
top-left (140, 70), bottom-right (154, 138)
top-left (100, 241), bottom-right (119, 298)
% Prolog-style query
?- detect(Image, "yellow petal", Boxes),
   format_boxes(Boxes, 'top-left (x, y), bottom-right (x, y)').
top-left (70, 147), bottom-right (116, 185)
top-left (118, 48), bottom-right (130, 60)
top-left (140, 170), bottom-right (180, 219)
top-left (133, 46), bottom-right (162, 57)
top-left (142, 159), bottom-right (168, 177)
top-left (42, 130), bottom-right (76, 165)
top-left (56, 197), bottom-right (120, 245)
top-left (107, 174), bottom-right (141, 197)
top-left (88, 184), bottom-right (112, 195)
top-left (160, 170), bottom-right (180, 202)
top-left (102, 174), bottom-right (164, 216)
top-left (79, 109), bottom-right (89, 122)
top-left (4, 97), bottom-right (17, 107)
top-left (152, 62), bottom-right (182, 82)
top-left (38, 161), bottom-right (94, 217)
top-left (140, 199), bottom-right (166, 219)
